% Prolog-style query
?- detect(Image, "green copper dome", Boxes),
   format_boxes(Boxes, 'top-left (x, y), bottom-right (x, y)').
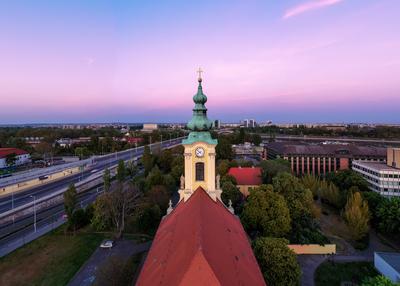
top-left (183, 75), bottom-right (217, 145)
top-left (187, 78), bottom-right (214, 131)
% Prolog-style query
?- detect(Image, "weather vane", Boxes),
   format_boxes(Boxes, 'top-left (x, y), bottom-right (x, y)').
top-left (197, 67), bottom-right (203, 81)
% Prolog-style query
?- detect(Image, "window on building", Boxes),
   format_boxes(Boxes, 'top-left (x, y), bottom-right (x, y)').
top-left (195, 162), bottom-right (204, 181)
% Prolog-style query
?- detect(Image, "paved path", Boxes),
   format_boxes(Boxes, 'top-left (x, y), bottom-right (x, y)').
top-left (298, 229), bottom-right (395, 286)
top-left (68, 240), bottom-right (152, 286)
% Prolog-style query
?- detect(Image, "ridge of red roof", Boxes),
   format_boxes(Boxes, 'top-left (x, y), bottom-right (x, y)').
top-left (0, 148), bottom-right (29, 158)
top-left (136, 187), bottom-right (266, 286)
top-left (228, 167), bottom-right (262, 186)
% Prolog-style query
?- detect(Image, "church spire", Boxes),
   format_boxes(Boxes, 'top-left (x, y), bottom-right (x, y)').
top-left (187, 68), bottom-right (213, 132)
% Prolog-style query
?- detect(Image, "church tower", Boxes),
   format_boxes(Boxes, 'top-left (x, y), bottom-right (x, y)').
top-left (178, 69), bottom-right (222, 201)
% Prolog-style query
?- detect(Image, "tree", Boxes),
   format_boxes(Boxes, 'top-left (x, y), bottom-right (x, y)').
top-left (134, 202), bottom-right (162, 234)
top-left (148, 185), bottom-right (169, 212)
top-left (272, 173), bottom-right (315, 220)
top-left (362, 191), bottom-right (385, 227)
top-left (91, 194), bottom-right (113, 231)
top-left (343, 192), bottom-right (370, 241)
top-left (301, 175), bottom-right (320, 198)
top-left (241, 185), bottom-right (291, 238)
top-left (252, 134), bottom-right (262, 146)
top-left (361, 275), bottom-right (398, 286)
top-left (216, 137), bottom-right (234, 160)
top-left (64, 184), bottom-right (77, 227)
top-left (319, 181), bottom-right (343, 209)
top-left (221, 181), bottom-right (242, 210)
top-left (216, 160), bottom-right (230, 176)
top-left (170, 155), bottom-right (184, 183)
top-left (238, 128), bottom-right (246, 144)
top-left (146, 166), bottom-right (165, 191)
top-left (74, 146), bottom-right (91, 159)
top-left (116, 160), bottom-right (126, 183)
top-left (326, 169), bottom-right (369, 193)
top-left (91, 182), bottom-right (140, 237)
top-left (259, 159), bottom-right (291, 184)
top-left (142, 146), bottom-right (154, 176)
top-left (103, 168), bottom-right (111, 192)
top-left (252, 237), bottom-right (301, 286)
top-left (5, 153), bottom-right (17, 167)
top-left (376, 197), bottom-right (400, 234)
top-left (158, 149), bottom-right (173, 173)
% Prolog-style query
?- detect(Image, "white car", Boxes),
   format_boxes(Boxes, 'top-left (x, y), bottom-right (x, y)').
top-left (100, 240), bottom-right (114, 249)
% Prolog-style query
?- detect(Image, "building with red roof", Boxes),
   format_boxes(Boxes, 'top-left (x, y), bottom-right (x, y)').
top-left (0, 148), bottom-right (31, 169)
top-left (136, 187), bottom-right (266, 286)
top-left (228, 167), bottom-right (262, 196)
top-left (136, 74), bottom-right (265, 285)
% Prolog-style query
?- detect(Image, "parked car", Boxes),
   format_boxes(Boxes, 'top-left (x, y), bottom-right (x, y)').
top-left (100, 240), bottom-right (114, 249)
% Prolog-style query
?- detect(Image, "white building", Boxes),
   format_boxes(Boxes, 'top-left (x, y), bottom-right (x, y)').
top-left (352, 148), bottom-right (400, 197)
top-left (142, 123), bottom-right (158, 132)
top-left (243, 119), bottom-right (256, 128)
top-left (374, 252), bottom-right (400, 283)
top-left (0, 148), bottom-right (31, 169)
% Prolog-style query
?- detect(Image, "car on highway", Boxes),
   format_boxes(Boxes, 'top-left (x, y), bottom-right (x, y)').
top-left (100, 240), bottom-right (114, 249)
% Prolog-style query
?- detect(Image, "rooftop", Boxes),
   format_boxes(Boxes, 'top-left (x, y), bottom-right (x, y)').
top-left (136, 187), bottom-right (266, 286)
top-left (0, 148), bottom-right (29, 159)
top-left (266, 142), bottom-right (386, 157)
top-left (228, 167), bottom-right (262, 186)
top-left (353, 161), bottom-right (400, 172)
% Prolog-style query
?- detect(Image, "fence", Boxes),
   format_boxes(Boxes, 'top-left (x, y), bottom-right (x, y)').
top-left (288, 244), bottom-right (336, 255)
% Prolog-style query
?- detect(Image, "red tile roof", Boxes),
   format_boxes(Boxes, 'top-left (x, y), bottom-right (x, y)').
top-left (136, 188), bottom-right (266, 286)
top-left (228, 167), bottom-right (262, 186)
top-left (0, 148), bottom-right (28, 159)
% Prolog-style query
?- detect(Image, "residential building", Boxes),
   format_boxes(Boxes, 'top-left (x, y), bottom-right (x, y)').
top-left (264, 142), bottom-right (386, 176)
top-left (137, 75), bottom-right (265, 285)
top-left (228, 167), bottom-right (262, 196)
top-left (374, 252), bottom-right (400, 283)
top-left (243, 118), bottom-right (256, 128)
top-left (0, 148), bottom-right (31, 169)
top-left (214, 119), bottom-right (221, 129)
top-left (352, 148), bottom-right (400, 197)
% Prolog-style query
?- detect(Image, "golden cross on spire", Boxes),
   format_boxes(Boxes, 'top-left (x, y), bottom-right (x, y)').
top-left (197, 67), bottom-right (203, 81)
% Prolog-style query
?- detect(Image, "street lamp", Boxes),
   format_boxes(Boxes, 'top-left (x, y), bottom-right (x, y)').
top-left (149, 136), bottom-right (152, 154)
top-left (30, 195), bottom-right (37, 233)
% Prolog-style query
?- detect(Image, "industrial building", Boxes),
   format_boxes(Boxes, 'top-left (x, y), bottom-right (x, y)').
top-left (264, 142), bottom-right (386, 176)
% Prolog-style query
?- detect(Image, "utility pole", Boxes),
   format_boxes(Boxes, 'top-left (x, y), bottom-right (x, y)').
top-left (30, 195), bottom-right (37, 233)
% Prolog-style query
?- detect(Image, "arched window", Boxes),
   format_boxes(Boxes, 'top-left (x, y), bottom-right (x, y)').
top-left (195, 162), bottom-right (204, 181)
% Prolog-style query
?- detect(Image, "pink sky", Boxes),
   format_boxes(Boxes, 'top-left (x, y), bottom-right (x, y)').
top-left (0, 0), bottom-right (399, 123)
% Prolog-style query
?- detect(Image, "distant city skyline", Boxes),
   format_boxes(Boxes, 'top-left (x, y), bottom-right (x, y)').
top-left (1, 0), bottom-right (400, 124)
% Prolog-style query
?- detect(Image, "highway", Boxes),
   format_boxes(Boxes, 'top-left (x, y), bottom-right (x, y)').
top-left (0, 185), bottom-right (102, 247)
top-left (0, 138), bottom-right (182, 214)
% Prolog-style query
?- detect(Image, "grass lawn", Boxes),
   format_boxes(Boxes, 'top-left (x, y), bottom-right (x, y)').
top-left (315, 261), bottom-right (379, 286)
top-left (0, 226), bottom-right (104, 286)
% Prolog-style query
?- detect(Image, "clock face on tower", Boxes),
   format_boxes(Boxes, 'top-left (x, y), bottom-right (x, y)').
top-left (195, 147), bottom-right (205, 158)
